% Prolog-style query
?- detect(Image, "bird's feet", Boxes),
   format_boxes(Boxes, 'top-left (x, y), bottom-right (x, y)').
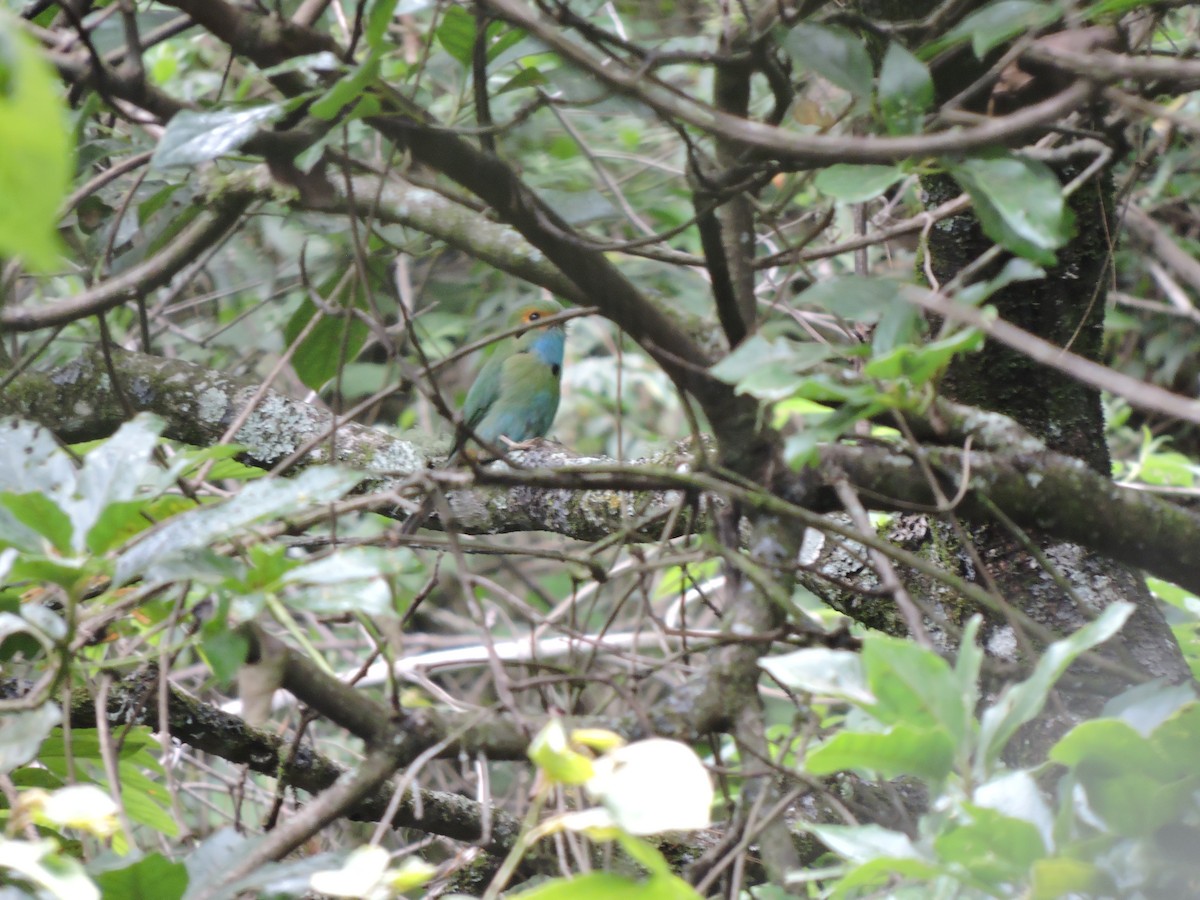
top-left (499, 436), bottom-right (547, 451)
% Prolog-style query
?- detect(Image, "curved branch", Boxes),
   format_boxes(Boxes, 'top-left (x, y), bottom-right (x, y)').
top-left (484, 0), bottom-right (1093, 167)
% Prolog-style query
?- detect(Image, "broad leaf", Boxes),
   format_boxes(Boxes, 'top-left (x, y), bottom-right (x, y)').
top-left (0, 22), bottom-right (72, 270)
top-left (946, 151), bottom-right (1075, 264)
top-left (934, 806), bottom-right (1046, 882)
top-left (976, 602), bottom-right (1133, 777)
top-left (0, 702), bottom-right (61, 773)
top-left (814, 164), bottom-right (905, 203)
top-left (878, 43), bottom-right (933, 135)
top-left (761, 647), bottom-right (875, 706)
top-left (71, 415), bottom-right (164, 553)
top-left (796, 276), bottom-right (907, 324)
top-left (807, 823), bottom-right (922, 864)
top-left (805, 725), bottom-right (956, 781)
top-left (151, 105), bottom-right (283, 169)
top-left (862, 634), bottom-right (968, 740)
top-left (784, 25), bottom-right (873, 103)
top-left (709, 334), bottom-right (836, 401)
top-left (94, 853), bottom-right (187, 900)
top-left (942, 1), bottom-right (1063, 58)
top-left (115, 468), bottom-right (362, 585)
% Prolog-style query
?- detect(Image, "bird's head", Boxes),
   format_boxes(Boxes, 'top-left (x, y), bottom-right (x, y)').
top-left (508, 299), bottom-right (567, 368)
top-left (509, 299), bottom-right (566, 334)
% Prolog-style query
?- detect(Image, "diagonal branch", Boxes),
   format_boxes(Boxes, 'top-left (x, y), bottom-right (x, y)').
top-left (2, 199), bottom-right (250, 332)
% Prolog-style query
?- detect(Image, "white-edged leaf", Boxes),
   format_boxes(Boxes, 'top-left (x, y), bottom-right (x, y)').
top-left (0, 702), bottom-right (61, 773)
top-left (68, 414), bottom-right (164, 552)
top-left (151, 105), bottom-right (283, 169)
top-left (761, 647), bottom-right (875, 706)
top-left (115, 468), bottom-right (361, 584)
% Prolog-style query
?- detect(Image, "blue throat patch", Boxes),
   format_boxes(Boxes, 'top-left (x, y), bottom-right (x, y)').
top-left (527, 327), bottom-right (565, 369)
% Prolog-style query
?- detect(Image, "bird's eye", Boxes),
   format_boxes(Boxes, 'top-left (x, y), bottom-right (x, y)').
top-left (527, 312), bottom-right (541, 322)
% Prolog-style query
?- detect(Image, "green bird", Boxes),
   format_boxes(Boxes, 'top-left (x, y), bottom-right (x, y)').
top-left (401, 298), bottom-right (567, 534)
top-left (456, 297), bottom-right (567, 453)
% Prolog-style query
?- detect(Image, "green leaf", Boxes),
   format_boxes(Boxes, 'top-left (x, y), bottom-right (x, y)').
top-left (863, 328), bottom-right (984, 384)
top-left (528, 719), bottom-right (594, 786)
top-left (828, 856), bottom-right (943, 898)
top-left (486, 25), bottom-right (528, 64)
top-left (281, 547), bottom-right (414, 618)
top-left (973, 770), bottom-right (1053, 848)
top-left (1074, 766), bottom-right (1190, 837)
top-left (310, 54), bottom-right (380, 120)
top-left (8, 555), bottom-right (88, 589)
top-left (862, 634), bottom-right (968, 740)
top-left (0, 491), bottom-right (72, 554)
top-left (0, 702), bottom-right (61, 773)
top-left (201, 622), bottom-right (250, 684)
top-left (760, 647), bottom-right (875, 706)
top-left (111, 763), bottom-right (179, 838)
top-left (956, 257), bottom-right (1046, 306)
top-left (94, 853), bottom-right (187, 900)
top-left (976, 602), bottom-right (1133, 777)
top-left (114, 468), bottom-right (362, 585)
top-left (150, 105), bottom-right (283, 169)
top-left (37, 728), bottom-right (160, 770)
top-left (182, 828), bottom-right (254, 895)
top-left (365, 0), bottom-right (400, 51)
top-left (805, 725), bottom-right (956, 780)
top-left (954, 617), bottom-right (984, 724)
top-left (934, 806), bottom-right (1046, 882)
top-left (0, 418), bottom-right (76, 499)
top-left (1030, 857), bottom-right (1110, 900)
top-left (814, 164), bottom-right (905, 203)
top-left (1056, 720), bottom-right (1176, 777)
top-left (942, 1), bottom-right (1063, 58)
top-left (709, 334), bottom-right (836, 401)
top-left (1050, 713), bottom-right (1200, 836)
top-left (946, 150), bottom-right (1075, 264)
top-left (878, 43), bottom-right (933, 135)
top-left (0, 23), bottom-right (72, 271)
top-left (512, 872), bottom-right (701, 900)
top-left (1146, 698), bottom-right (1200, 770)
top-left (796, 276), bottom-right (907, 324)
top-left (496, 66), bottom-right (548, 95)
top-left (871, 294), bottom-right (923, 354)
top-left (436, 5), bottom-right (477, 67)
top-left (283, 299), bottom-right (370, 391)
top-left (783, 25), bottom-right (873, 102)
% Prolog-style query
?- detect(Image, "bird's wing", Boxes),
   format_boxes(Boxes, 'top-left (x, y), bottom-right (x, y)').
top-left (460, 347), bottom-right (509, 431)
top-left (471, 351), bottom-right (561, 444)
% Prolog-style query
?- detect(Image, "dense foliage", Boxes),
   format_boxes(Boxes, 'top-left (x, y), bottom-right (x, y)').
top-left (2, 1), bottom-right (1200, 897)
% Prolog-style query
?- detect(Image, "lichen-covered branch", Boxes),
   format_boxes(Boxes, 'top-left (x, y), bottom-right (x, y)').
top-left (5, 347), bottom-right (1200, 597)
